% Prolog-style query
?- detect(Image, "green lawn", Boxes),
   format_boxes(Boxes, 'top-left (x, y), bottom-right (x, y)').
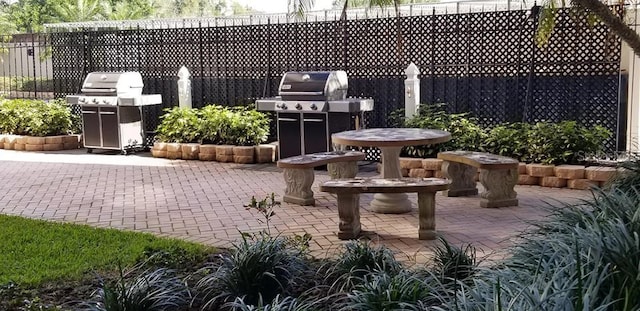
top-left (0, 214), bottom-right (214, 285)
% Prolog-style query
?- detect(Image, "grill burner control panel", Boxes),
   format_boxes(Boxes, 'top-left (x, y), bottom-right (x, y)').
top-left (256, 98), bottom-right (373, 113)
top-left (77, 96), bottom-right (118, 106)
top-left (274, 101), bottom-right (327, 112)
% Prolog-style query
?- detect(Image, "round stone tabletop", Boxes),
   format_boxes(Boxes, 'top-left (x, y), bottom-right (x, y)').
top-left (332, 128), bottom-right (451, 148)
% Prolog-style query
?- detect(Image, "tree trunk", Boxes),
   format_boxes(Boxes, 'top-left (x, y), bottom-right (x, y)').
top-left (573, 0), bottom-right (640, 57)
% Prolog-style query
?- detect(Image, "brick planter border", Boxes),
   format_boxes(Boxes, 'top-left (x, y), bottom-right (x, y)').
top-left (0, 134), bottom-right (80, 151)
top-left (396, 157), bottom-right (618, 190)
top-left (151, 142), bottom-right (278, 164)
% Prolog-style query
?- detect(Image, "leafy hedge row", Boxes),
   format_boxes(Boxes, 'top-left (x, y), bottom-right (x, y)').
top-left (0, 98), bottom-right (78, 136)
top-left (393, 104), bottom-right (611, 165)
top-left (155, 105), bottom-right (270, 146)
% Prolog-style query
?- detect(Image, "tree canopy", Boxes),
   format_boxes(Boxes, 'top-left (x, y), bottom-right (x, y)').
top-left (0, 0), bottom-right (255, 33)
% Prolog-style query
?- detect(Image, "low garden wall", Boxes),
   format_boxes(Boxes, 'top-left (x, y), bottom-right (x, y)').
top-left (0, 134), bottom-right (81, 151)
top-left (151, 142), bottom-right (277, 164)
top-left (397, 157), bottom-right (617, 190)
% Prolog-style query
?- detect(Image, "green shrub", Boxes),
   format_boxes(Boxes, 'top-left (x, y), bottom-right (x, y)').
top-left (156, 105), bottom-right (270, 145)
top-left (527, 121), bottom-right (611, 164)
top-left (483, 122), bottom-right (532, 161)
top-left (155, 107), bottom-right (201, 143)
top-left (198, 105), bottom-right (228, 144)
top-left (391, 104), bottom-right (611, 165)
top-left (0, 98), bottom-right (74, 136)
top-left (395, 104), bottom-right (487, 158)
top-left (226, 108), bottom-right (270, 146)
top-left (195, 234), bottom-right (309, 308)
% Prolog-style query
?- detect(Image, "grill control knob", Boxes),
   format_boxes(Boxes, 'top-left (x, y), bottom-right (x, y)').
top-left (310, 104), bottom-right (317, 111)
top-left (78, 98), bottom-right (86, 103)
top-left (295, 103), bottom-right (302, 110)
top-left (280, 103), bottom-right (287, 110)
top-left (102, 100), bottom-right (109, 105)
top-left (92, 98), bottom-right (98, 104)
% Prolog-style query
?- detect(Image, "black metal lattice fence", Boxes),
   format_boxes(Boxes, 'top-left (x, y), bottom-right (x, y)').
top-left (49, 7), bottom-right (626, 151)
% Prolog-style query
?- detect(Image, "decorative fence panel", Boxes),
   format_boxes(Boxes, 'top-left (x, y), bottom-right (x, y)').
top-left (47, 6), bottom-right (625, 150)
top-left (0, 33), bottom-right (55, 100)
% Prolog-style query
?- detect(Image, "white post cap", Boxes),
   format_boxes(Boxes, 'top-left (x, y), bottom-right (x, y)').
top-left (178, 66), bottom-right (191, 79)
top-left (405, 62), bottom-right (420, 78)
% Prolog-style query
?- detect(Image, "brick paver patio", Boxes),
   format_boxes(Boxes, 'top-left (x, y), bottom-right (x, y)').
top-left (0, 149), bottom-right (589, 264)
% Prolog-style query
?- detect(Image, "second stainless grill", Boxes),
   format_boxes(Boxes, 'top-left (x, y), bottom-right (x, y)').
top-left (256, 71), bottom-right (374, 159)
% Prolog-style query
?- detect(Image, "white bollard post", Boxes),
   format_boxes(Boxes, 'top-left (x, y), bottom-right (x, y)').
top-left (404, 63), bottom-right (421, 118)
top-left (177, 66), bottom-right (192, 109)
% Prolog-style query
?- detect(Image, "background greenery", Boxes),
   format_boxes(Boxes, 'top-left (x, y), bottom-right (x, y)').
top-left (155, 105), bottom-right (270, 146)
top-left (0, 0), bottom-right (256, 33)
top-left (0, 76), bottom-right (54, 93)
top-left (391, 103), bottom-right (612, 165)
top-left (0, 98), bottom-right (79, 136)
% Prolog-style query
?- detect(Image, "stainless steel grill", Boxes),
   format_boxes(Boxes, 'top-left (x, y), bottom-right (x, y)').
top-left (256, 71), bottom-right (374, 159)
top-left (66, 71), bottom-right (162, 154)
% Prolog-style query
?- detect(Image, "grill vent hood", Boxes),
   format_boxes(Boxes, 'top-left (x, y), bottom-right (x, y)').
top-left (278, 71), bottom-right (348, 101)
top-left (80, 71), bottom-right (144, 96)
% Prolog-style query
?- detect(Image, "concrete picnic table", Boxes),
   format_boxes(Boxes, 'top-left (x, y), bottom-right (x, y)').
top-left (331, 128), bottom-right (451, 214)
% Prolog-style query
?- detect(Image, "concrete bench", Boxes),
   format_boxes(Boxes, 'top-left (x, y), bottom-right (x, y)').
top-left (437, 151), bottom-right (519, 208)
top-left (277, 151), bottom-right (366, 206)
top-left (320, 177), bottom-right (449, 240)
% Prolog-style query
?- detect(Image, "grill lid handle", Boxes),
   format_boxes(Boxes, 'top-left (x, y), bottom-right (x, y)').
top-left (279, 91), bottom-right (323, 95)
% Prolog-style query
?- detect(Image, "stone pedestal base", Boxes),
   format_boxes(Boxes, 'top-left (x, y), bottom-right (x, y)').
top-left (441, 161), bottom-right (478, 197)
top-left (336, 193), bottom-right (361, 239)
top-left (480, 198), bottom-right (518, 208)
top-left (371, 193), bottom-right (412, 214)
top-left (327, 161), bottom-right (358, 179)
top-left (371, 146), bottom-right (413, 214)
top-left (283, 168), bottom-right (315, 206)
top-left (479, 168), bottom-right (518, 208)
top-left (282, 161), bottom-right (360, 206)
top-left (417, 192), bottom-right (436, 240)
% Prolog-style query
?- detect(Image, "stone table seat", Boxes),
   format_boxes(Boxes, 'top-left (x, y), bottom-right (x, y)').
top-left (320, 177), bottom-right (450, 240)
top-left (277, 151), bottom-right (366, 206)
top-left (437, 151), bottom-right (519, 208)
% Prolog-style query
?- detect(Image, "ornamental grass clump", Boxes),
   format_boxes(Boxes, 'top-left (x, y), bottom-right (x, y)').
top-left (195, 234), bottom-right (309, 309)
top-left (431, 237), bottom-right (478, 284)
top-left (344, 271), bottom-right (432, 311)
top-left (226, 294), bottom-right (318, 311)
top-left (84, 267), bottom-right (191, 311)
top-left (321, 240), bottom-right (402, 294)
top-left (434, 158), bottom-right (640, 310)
